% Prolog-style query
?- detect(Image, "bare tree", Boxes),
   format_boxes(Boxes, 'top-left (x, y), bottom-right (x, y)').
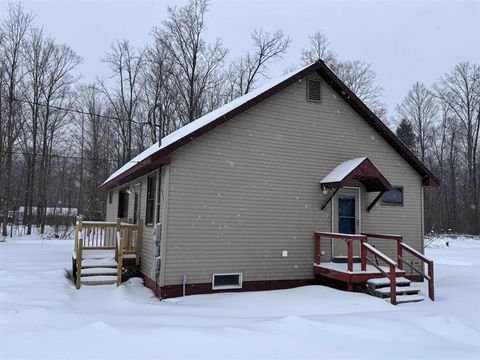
top-left (301, 31), bottom-right (337, 66)
top-left (434, 62), bottom-right (480, 233)
top-left (36, 41), bottom-right (81, 233)
top-left (153, 0), bottom-right (228, 125)
top-left (98, 40), bottom-right (144, 162)
top-left (396, 82), bottom-right (438, 162)
top-left (226, 29), bottom-right (290, 99)
top-left (301, 31), bottom-right (387, 118)
top-left (19, 26), bottom-right (52, 234)
top-left (0, 4), bottom-right (33, 236)
top-left (143, 38), bottom-right (177, 142)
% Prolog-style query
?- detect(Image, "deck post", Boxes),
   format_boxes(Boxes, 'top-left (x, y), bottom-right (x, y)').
top-left (347, 239), bottom-right (353, 272)
top-left (360, 238), bottom-right (367, 271)
top-left (74, 216), bottom-right (79, 254)
top-left (397, 237), bottom-right (403, 270)
top-left (116, 231), bottom-right (123, 287)
top-left (136, 220), bottom-right (142, 266)
top-left (314, 233), bottom-right (321, 265)
top-left (75, 236), bottom-right (83, 289)
top-left (389, 264), bottom-right (397, 305)
top-left (428, 262), bottom-right (435, 301)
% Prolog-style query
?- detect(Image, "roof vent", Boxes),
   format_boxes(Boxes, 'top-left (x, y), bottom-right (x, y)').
top-left (307, 79), bottom-right (321, 102)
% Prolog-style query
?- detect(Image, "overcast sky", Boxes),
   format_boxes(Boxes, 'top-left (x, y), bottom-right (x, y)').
top-left (2, 0), bottom-right (479, 120)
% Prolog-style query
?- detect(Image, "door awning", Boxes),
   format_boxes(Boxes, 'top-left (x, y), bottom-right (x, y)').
top-left (320, 157), bottom-right (391, 192)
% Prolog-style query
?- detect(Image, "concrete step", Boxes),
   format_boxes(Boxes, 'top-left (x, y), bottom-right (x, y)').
top-left (367, 277), bottom-right (411, 288)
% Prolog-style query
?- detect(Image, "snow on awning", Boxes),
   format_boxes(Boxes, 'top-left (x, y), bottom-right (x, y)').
top-left (320, 157), bottom-right (391, 192)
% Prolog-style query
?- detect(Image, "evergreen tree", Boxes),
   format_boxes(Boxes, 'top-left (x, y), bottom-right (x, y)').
top-left (396, 118), bottom-right (416, 150)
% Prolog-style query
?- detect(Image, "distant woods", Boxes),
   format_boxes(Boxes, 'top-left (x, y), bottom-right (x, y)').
top-left (0, 1), bottom-right (478, 236)
top-left (395, 71), bottom-right (480, 234)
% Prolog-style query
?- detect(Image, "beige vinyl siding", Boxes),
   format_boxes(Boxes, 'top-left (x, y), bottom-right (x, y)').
top-left (161, 72), bottom-right (424, 286)
top-left (103, 169), bottom-right (166, 279)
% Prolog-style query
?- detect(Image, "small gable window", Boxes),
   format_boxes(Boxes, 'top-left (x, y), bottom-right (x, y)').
top-left (108, 190), bottom-right (113, 204)
top-left (307, 79), bottom-right (321, 102)
top-left (382, 186), bottom-right (404, 205)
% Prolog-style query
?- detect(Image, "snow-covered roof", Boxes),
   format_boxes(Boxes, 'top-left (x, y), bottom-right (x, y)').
top-left (101, 59), bottom-right (438, 189)
top-left (102, 63), bottom-right (314, 187)
top-left (320, 157), bottom-right (367, 184)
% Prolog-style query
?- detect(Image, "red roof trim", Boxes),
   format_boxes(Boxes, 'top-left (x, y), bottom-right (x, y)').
top-left (315, 64), bottom-right (439, 187)
top-left (101, 60), bottom-right (439, 190)
top-left (322, 158), bottom-right (392, 192)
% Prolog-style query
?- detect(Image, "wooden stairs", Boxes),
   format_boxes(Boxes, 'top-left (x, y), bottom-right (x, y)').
top-left (367, 277), bottom-right (425, 304)
top-left (75, 250), bottom-right (118, 286)
top-left (314, 232), bottom-right (435, 305)
top-left (72, 217), bottom-right (142, 289)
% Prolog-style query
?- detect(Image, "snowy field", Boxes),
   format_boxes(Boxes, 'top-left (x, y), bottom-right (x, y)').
top-left (1, 235), bottom-right (479, 359)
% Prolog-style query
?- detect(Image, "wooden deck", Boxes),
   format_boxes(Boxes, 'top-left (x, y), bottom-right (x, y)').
top-left (72, 217), bottom-right (142, 288)
top-left (314, 262), bottom-right (407, 291)
top-left (313, 232), bottom-right (435, 304)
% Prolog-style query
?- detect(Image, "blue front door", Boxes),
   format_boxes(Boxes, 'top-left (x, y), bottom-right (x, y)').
top-left (338, 195), bottom-right (356, 234)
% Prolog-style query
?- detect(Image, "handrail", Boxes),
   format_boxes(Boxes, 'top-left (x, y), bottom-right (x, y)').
top-left (361, 242), bottom-right (397, 305)
top-left (362, 233), bottom-right (402, 240)
top-left (363, 233), bottom-right (404, 270)
top-left (398, 256), bottom-right (431, 281)
top-left (314, 232), bottom-right (367, 272)
top-left (73, 216), bottom-right (142, 289)
top-left (400, 243), bottom-right (434, 301)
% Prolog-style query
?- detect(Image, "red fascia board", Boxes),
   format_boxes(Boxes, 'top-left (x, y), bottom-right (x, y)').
top-left (314, 64), bottom-right (439, 187)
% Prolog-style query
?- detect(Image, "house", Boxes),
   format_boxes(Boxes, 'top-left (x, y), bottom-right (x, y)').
top-left (75, 60), bottom-right (438, 304)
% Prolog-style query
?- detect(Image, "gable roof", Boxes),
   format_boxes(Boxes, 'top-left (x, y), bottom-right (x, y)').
top-left (100, 60), bottom-right (439, 190)
top-left (320, 157), bottom-right (392, 192)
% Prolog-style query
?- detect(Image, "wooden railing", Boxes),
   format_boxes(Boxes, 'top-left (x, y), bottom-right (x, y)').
top-left (314, 232), bottom-right (367, 272)
top-left (314, 231), bottom-right (435, 304)
top-left (363, 233), bottom-right (434, 301)
top-left (361, 242), bottom-right (397, 305)
top-left (400, 243), bottom-right (435, 301)
top-left (73, 216), bottom-right (142, 289)
top-left (362, 233), bottom-right (403, 269)
top-left (74, 217), bottom-right (142, 261)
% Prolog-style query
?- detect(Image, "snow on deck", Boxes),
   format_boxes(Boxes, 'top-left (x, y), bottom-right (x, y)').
top-left (315, 262), bottom-right (400, 274)
top-left (1, 235), bottom-right (479, 359)
top-left (320, 157), bottom-right (367, 184)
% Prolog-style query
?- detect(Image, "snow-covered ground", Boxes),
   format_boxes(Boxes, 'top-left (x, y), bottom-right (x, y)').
top-left (1, 235), bottom-right (479, 359)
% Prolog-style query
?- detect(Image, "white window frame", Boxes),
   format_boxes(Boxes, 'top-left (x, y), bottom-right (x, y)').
top-left (212, 273), bottom-right (243, 290)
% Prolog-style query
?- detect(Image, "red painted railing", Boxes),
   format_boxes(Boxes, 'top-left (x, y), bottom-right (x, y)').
top-left (314, 232), bottom-right (367, 272)
top-left (363, 233), bottom-right (434, 301)
top-left (361, 242), bottom-right (398, 305)
top-left (362, 233), bottom-right (403, 269)
top-left (400, 243), bottom-right (435, 301)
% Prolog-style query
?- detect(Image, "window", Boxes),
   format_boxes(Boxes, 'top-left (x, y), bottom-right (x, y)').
top-left (382, 186), bottom-right (404, 205)
top-left (212, 273), bottom-right (243, 290)
top-left (156, 171), bottom-right (162, 224)
top-left (118, 188), bottom-right (129, 219)
top-left (108, 190), bottom-right (113, 204)
top-left (307, 79), bottom-right (321, 102)
top-left (145, 175), bottom-right (156, 225)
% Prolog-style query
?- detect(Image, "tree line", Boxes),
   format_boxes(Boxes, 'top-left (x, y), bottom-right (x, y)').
top-left (0, 1), bottom-right (478, 237)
